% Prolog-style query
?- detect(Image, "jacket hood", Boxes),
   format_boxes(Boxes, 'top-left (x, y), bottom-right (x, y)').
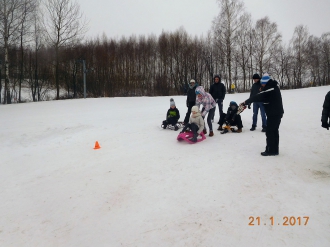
top-left (195, 86), bottom-right (206, 97)
top-left (266, 79), bottom-right (278, 87)
top-left (191, 105), bottom-right (201, 118)
top-left (213, 74), bottom-right (221, 80)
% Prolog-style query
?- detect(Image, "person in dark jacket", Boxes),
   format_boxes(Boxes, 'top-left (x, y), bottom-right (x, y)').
top-left (321, 91), bottom-right (330, 130)
top-left (162, 98), bottom-right (180, 131)
top-left (242, 74), bottom-right (284, 156)
top-left (209, 74), bottom-right (226, 130)
top-left (183, 79), bottom-right (198, 124)
top-left (219, 101), bottom-right (243, 133)
top-left (249, 74), bottom-right (267, 132)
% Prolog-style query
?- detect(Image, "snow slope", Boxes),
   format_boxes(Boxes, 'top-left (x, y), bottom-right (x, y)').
top-left (0, 86), bottom-right (330, 247)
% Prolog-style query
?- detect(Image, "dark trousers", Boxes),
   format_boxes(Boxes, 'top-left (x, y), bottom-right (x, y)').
top-left (163, 117), bottom-right (178, 126)
top-left (252, 102), bottom-right (267, 127)
top-left (265, 115), bottom-right (282, 154)
top-left (212, 100), bottom-right (224, 124)
top-left (205, 107), bottom-right (216, 131)
top-left (220, 114), bottom-right (243, 129)
top-left (184, 102), bottom-right (195, 124)
top-left (182, 123), bottom-right (199, 134)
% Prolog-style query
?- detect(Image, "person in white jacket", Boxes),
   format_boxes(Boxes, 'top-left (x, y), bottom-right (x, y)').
top-left (180, 106), bottom-right (205, 142)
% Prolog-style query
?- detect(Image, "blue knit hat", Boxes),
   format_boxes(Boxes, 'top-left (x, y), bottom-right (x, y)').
top-left (261, 73), bottom-right (270, 84)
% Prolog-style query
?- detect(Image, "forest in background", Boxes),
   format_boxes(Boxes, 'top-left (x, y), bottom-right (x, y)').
top-left (0, 0), bottom-right (329, 103)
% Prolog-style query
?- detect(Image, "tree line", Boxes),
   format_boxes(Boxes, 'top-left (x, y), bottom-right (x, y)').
top-left (1, 0), bottom-right (329, 104)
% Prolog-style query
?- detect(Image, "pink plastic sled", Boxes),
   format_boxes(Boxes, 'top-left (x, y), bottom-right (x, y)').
top-left (177, 131), bottom-right (206, 144)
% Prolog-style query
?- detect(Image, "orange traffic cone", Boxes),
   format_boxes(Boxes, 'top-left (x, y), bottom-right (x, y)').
top-left (93, 141), bottom-right (101, 149)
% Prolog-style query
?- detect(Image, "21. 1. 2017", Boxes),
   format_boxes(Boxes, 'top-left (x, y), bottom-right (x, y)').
top-left (248, 216), bottom-right (309, 226)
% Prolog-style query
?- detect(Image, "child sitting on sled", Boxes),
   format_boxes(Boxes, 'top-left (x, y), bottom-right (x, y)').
top-left (162, 98), bottom-right (180, 131)
top-left (219, 101), bottom-right (243, 133)
top-left (180, 105), bottom-right (204, 142)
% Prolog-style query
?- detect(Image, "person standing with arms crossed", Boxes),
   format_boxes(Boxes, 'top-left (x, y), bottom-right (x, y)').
top-left (209, 74), bottom-right (226, 131)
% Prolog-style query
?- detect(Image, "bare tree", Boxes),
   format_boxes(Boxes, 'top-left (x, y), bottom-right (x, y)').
top-left (271, 44), bottom-right (288, 88)
top-left (306, 36), bottom-right (321, 86)
top-left (235, 13), bottom-right (252, 91)
top-left (17, 0), bottom-right (37, 102)
top-left (289, 25), bottom-right (309, 88)
top-left (212, 0), bottom-right (245, 92)
top-left (252, 17), bottom-right (282, 76)
top-left (320, 33), bottom-right (330, 85)
top-left (30, 0), bottom-right (46, 101)
top-left (0, 0), bottom-right (29, 103)
top-left (43, 0), bottom-right (88, 99)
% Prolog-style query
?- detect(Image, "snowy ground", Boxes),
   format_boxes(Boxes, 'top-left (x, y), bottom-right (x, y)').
top-left (0, 86), bottom-right (330, 247)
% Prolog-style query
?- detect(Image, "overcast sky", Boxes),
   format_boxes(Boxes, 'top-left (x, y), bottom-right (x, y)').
top-left (79, 0), bottom-right (330, 43)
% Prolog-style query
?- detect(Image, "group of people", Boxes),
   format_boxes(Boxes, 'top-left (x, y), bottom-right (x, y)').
top-left (162, 73), bottom-right (287, 156)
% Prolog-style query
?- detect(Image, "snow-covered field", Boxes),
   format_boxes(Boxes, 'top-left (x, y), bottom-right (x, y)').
top-left (1, 86), bottom-right (330, 247)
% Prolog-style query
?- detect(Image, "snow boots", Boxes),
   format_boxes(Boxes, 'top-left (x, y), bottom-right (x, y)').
top-left (162, 120), bottom-right (167, 129)
top-left (191, 133), bottom-right (198, 142)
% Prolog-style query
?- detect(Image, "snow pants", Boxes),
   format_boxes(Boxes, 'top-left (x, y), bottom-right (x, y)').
top-left (265, 115), bottom-right (282, 154)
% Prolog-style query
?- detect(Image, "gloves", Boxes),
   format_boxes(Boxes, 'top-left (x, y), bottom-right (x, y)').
top-left (322, 121), bottom-right (329, 130)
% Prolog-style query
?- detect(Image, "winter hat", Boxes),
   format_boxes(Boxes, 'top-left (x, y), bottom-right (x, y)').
top-left (252, 73), bottom-right (261, 79)
top-left (229, 101), bottom-right (237, 106)
top-left (195, 86), bottom-right (205, 96)
top-left (191, 106), bottom-right (199, 112)
top-left (261, 73), bottom-right (270, 84)
top-left (230, 101), bottom-right (238, 110)
top-left (189, 79), bottom-right (198, 89)
top-left (170, 98), bottom-right (175, 107)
